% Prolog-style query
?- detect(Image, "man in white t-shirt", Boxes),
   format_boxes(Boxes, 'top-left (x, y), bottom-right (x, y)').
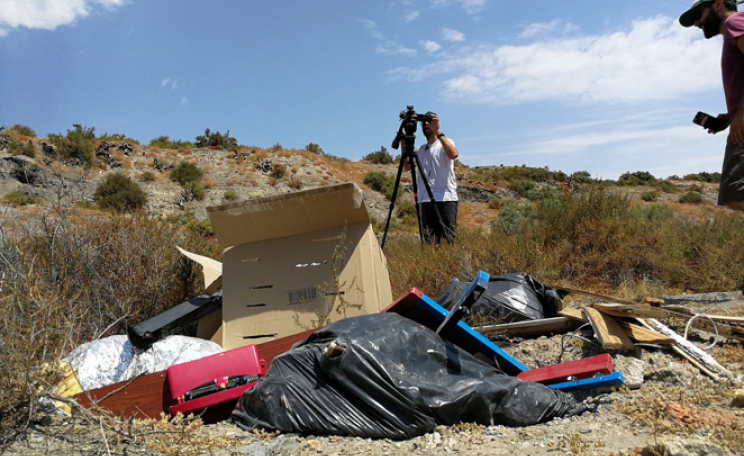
top-left (403, 111), bottom-right (460, 244)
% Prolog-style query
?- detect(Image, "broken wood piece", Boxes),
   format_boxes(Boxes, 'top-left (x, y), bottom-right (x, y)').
top-left (582, 307), bottom-right (636, 353)
top-left (641, 297), bottom-right (665, 307)
top-left (559, 308), bottom-right (673, 344)
top-left (588, 302), bottom-right (671, 319)
top-left (477, 317), bottom-right (582, 339)
top-left (636, 318), bottom-right (732, 381)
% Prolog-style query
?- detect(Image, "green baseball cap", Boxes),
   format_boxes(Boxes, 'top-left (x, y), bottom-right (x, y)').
top-left (679, 0), bottom-right (715, 27)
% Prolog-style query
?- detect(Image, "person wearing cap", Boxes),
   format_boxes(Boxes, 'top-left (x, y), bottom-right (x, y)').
top-left (680, 0), bottom-right (744, 211)
top-left (402, 111), bottom-right (460, 244)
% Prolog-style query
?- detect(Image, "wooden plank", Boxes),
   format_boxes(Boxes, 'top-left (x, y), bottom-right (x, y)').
top-left (478, 317), bottom-right (582, 339)
top-left (588, 302), bottom-right (671, 319)
top-left (582, 307), bottom-right (635, 353)
top-left (516, 354), bottom-right (613, 385)
top-left (75, 371), bottom-right (169, 420)
top-left (560, 307), bottom-right (673, 344)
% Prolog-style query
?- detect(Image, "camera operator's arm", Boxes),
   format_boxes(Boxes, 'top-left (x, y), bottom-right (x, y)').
top-left (430, 115), bottom-right (459, 160)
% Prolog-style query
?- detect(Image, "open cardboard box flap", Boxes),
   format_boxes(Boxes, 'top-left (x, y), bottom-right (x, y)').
top-left (208, 183), bottom-right (369, 248)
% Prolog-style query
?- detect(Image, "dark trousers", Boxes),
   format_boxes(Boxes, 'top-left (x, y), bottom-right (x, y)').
top-left (420, 201), bottom-right (458, 244)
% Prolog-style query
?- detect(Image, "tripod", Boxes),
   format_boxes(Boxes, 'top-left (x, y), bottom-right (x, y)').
top-left (380, 106), bottom-right (450, 249)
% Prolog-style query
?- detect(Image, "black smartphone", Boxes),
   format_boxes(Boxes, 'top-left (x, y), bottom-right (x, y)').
top-left (693, 111), bottom-right (726, 132)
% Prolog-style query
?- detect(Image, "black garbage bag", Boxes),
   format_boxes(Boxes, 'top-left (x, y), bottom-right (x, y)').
top-left (232, 313), bottom-right (585, 439)
top-left (436, 272), bottom-right (563, 326)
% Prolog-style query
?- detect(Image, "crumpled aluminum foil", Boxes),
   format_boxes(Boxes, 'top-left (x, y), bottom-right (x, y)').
top-left (65, 335), bottom-right (223, 391)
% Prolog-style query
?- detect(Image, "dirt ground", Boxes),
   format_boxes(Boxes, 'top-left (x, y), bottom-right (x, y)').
top-left (3, 294), bottom-right (743, 456)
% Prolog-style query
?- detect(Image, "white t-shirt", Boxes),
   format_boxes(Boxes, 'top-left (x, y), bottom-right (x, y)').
top-left (415, 138), bottom-right (458, 203)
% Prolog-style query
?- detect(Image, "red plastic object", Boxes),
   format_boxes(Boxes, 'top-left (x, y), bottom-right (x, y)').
top-left (516, 354), bottom-right (613, 385)
top-left (167, 345), bottom-right (267, 415)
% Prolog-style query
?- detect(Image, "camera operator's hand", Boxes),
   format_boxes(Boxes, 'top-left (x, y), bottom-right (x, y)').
top-left (708, 113), bottom-right (730, 135)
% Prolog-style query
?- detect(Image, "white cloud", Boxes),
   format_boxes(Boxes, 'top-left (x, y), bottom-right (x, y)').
top-left (442, 27), bottom-right (465, 42)
top-left (360, 19), bottom-right (384, 40)
top-left (161, 78), bottom-right (180, 90)
top-left (362, 18), bottom-right (416, 57)
top-left (433, 0), bottom-right (486, 15)
top-left (421, 40), bottom-right (442, 53)
top-left (377, 43), bottom-right (417, 57)
top-left (519, 20), bottom-right (579, 39)
top-left (0, 0), bottom-right (126, 34)
top-left (404, 10), bottom-right (421, 22)
top-left (396, 17), bottom-right (719, 105)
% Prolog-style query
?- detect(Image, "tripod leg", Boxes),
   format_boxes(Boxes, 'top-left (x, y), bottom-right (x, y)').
top-left (380, 158), bottom-right (408, 249)
top-left (408, 164), bottom-right (425, 245)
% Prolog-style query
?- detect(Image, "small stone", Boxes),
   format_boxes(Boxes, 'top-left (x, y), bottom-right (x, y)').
top-left (306, 439), bottom-right (320, 451)
top-left (732, 389), bottom-right (744, 408)
top-left (579, 428), bottom-right (592, 434)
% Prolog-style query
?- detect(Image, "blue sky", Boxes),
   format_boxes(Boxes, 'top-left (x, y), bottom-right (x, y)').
top-left (0, 0), bottom-right (731, 179)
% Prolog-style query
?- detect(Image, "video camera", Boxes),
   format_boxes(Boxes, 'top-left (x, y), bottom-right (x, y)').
top-left (391, 105), bottom-right (431, 150)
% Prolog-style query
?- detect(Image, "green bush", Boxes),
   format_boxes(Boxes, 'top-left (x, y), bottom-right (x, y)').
top-left (6, 141), bottom-right (36, 157)
top-left (510, 179), bottom-right (535, 197)
top-left (46, 124), bottom-right (96, 167)
top-left (363, 172), bottom-right (396, 199)
top-left (683, 172), bottom-right (720, 183)
top-left (472, 165), bottom-right (568, 184)
top-left (305, 143), bottom-right (325, 155)
top-left (571, 170), bottom-right (592, 184)
top-left (99, 133), bottom-right (139, 145)
top-left (184, 181), bottom-right (206, 201)
top-left (140, 171), bottom-right (157, 182)
top-left (4, 191), bottom-right (42, 206)
top-left (658, 181), bottom-right (676, 193)
top-left (195, 129), bottom-right (238, 150)
top-left (618, 171), bottom-right (656, 186)
top-left (224, 190), bottom-right (239, 201)
top-left (492, 200), bottom-right (537, 235)
top-left (678, 191), bottom-right (703, 203)
top-left (363, 147), bottom-right (394, 165)
top-left (524, 185), bottom-right (561, 201)
top-left (163, 210), bottom-right (214, 237)
top-left (149, 136), bottom-right (195, 151)
top-left (169, 160), bottom-right (204, 185)
top-left (640, 191), bottom-right (658, 202)
top-left (95, 172), bottom-right (148, 213)
top-left (8, 124), bottom-right (36, 137)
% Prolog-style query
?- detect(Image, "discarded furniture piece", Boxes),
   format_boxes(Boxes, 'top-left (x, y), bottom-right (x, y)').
top-left (516, 354), bottom-right (613, 385)
top-left (127, 291), bottom-right (223, 350)
top-left (205, 183), bottom-right (393, 349)
top-left (74, 344), bottom-right (268, 424)
top-left (167, 345), bottom-right (266, 416)
top-left (382, 286), bottom-right (529, 376)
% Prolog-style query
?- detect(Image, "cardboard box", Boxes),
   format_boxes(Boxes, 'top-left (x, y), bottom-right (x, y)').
top-left (207, 183), bottom-right (393, 349)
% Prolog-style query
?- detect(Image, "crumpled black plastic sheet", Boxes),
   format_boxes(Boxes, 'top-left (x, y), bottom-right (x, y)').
top-left (232, 313), bottom-right (585, 439)
top-left (436, 272), bottom-right (563, 325)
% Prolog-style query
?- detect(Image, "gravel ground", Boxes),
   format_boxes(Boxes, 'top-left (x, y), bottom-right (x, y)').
top-left (3, 295), bottom-right (743, 456)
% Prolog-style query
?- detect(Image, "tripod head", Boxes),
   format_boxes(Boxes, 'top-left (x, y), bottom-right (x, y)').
top-left (391, 105), bottom-right (432, 154)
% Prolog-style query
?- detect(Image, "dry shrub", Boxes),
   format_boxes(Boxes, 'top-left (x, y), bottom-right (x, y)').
top-left (0, 209), bottom-right (220, 444)
top-left (384, 190), bottom-right (744, 296)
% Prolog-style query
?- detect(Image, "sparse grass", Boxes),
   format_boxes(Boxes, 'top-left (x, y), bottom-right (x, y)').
top-left (4, 190), bottom-right (43, 206)
top-left (641, 191), bottom-right (658, 202)
top-left (224, 189), bottom-right (239, 201)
